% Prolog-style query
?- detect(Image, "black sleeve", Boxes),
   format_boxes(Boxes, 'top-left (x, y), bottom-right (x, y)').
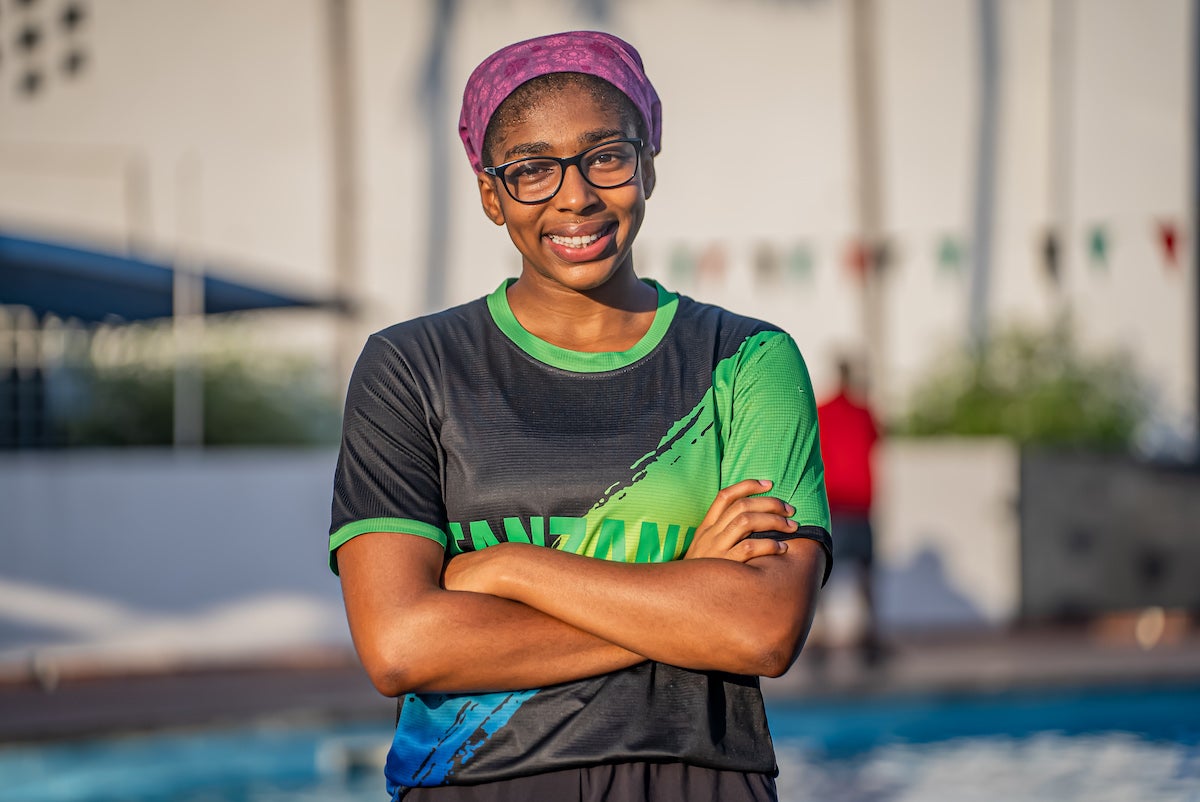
top-left (328, 333), bottom-right (448, 573)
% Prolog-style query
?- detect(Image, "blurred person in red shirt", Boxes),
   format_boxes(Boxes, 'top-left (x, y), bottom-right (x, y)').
top-left (816, 357), bottom-right (884, 665)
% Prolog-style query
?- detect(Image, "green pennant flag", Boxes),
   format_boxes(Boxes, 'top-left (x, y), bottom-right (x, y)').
top-left (787, 244), bottom-right (814, 281)
top-left (1087, 225), bottom-right (1109, 270)
top-left (937, 235), bottom-right (964, 273)
top-left (669, 245), bottom-right (694, 285)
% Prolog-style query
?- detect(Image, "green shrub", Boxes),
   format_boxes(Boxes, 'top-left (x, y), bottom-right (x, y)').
top-left (57, 352), bottom-right (341, 448)
top-left (899, 321), bottom-right (1143, 450)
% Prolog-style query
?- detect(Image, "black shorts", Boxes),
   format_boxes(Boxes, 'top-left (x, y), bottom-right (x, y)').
top-left (399, 762), bottom-right (777, 802)
top-left (831, 513), bottom-right (874, 567)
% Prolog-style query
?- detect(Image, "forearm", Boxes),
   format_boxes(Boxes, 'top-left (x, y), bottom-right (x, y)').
top-left (337, 532), bottom-right (645, 697)
top-left (471, 542), bottom-right (824, 676)
top-left (359, 588), bottom-right (645, 695)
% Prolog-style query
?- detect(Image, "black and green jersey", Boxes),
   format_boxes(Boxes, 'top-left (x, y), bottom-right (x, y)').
top-left (329, 279), bottom-right (831, 797)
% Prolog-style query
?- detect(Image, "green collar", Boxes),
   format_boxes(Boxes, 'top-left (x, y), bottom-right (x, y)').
top-left (486, 278), bottom-right (678, 373)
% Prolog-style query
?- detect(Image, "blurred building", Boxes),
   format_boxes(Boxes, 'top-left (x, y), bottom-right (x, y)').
top-left (0, 0), bottom-right (1192, 427)
top-left (0, 0), bottom-right (1195, 668)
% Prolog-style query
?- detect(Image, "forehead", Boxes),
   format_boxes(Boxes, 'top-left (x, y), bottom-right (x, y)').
top-left (491, 83), bottom-right (635, 158)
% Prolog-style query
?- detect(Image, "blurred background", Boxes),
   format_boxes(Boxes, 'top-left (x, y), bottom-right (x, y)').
top-left (1, 0), bottom-right (1198, 800)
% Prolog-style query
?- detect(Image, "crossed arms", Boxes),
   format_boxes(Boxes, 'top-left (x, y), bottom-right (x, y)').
top-left (338, 479), bottom-right (827, 698)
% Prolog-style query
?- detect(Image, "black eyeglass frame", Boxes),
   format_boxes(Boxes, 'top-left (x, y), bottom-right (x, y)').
top-left (483, 138), bottom-right (645, 205)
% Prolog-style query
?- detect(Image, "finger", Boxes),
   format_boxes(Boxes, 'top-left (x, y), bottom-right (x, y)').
top-left (711, 496), bottom-right (794, 530)
top-left (698, 479), bottom-right (773, 530)
top-left (724, 537), bottom-right (789, 564)
top-left (709, 500), bottom-right (796, 543)
top-left (709, 511), bottom-right (799, 550)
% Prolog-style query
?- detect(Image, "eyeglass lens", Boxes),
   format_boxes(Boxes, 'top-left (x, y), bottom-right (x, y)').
top-left (504, 140), bottom-right (639, 203)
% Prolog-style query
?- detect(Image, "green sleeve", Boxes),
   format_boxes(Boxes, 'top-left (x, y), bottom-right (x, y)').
top-left (719, 331), bottom-right (832, 582)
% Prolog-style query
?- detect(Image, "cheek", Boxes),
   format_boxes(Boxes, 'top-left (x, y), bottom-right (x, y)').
top-left (624, 193), bottom-right (647, 227)
top-left (501, 211), bottom-right (545, 252)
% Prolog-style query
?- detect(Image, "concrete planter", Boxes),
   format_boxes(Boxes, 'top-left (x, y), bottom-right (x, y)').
top-left (1018, 450), bottom-right (1200, 622)
top-left (871, 437), bottom-right (1021, 632)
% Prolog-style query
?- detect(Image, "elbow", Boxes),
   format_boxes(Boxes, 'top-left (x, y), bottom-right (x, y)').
top-left (748, 639), bottom-right (800, 678)
top-left (364, 647), bottom-right (455, 697)
top-left (729, 621), bottom-right (805, 678)
top-left (361, 647), bottom-right (422, 698)
top-left (367, 672), bottom-right (404, 699)
top-left (756, 644), bottom-right (799, 678)
top-left (357, 622), bottom-right (445, 697)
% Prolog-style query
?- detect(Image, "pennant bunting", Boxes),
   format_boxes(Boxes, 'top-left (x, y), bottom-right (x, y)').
top-left (787, 244), bottom-right (815, 281)
top-left (1087, 225), bottom-right (1109, 272)
top-left (844, 239), bottom-right (870, 280)
top-left (696, 243), bottom-right (727, 283)
top-left (1157, 220), bottom-right (1180, 269)
top-left (937, 235), bottom-right (965, 274)
top-left (668, 245), bottom-right (694, 285)
top-left (1041, 229), bottom-right (1061, 283)
top-left (753, 243), bottom-right (782, 285)
top-left (873, 240), bottom-right (892, 273)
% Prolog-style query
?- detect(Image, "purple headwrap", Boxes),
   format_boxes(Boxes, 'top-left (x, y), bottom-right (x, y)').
top-left (458, 31), bottom-right (662, 174)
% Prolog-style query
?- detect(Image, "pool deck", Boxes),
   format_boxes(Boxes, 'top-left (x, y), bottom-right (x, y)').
top-left (2, 622), bottom-right (1199, 743)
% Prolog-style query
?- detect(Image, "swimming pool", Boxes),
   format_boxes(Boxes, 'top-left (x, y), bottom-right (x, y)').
top-left (2, 683), bottom-right (1198, 802)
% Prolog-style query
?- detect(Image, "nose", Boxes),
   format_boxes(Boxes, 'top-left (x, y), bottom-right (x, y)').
top-left (554, 163), bottom-right (601, 213)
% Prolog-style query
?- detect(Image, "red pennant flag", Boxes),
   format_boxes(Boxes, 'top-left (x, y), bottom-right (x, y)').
top-left (844, 239), bottom-right (870, 280)
top-left (1157, 220), bottom-right (1180, 269)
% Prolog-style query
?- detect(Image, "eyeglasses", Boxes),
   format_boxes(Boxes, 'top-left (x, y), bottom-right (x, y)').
top-left (483, 138), bottom-right (644, 204)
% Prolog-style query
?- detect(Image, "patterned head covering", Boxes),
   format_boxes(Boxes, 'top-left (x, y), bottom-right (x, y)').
top-left (458, 31), bottom-right (662, 173)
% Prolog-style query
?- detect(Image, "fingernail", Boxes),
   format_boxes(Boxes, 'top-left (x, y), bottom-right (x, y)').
top-left (785, 503), bottom-right (795, 515)
top-left (779, 541), bottom-right (789, 552)
top-left (788, 519), bottom-right (798, 529)
top-left (758, 479), bottom-right (772, 488)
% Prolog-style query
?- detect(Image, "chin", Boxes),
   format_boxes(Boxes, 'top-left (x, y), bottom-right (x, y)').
top-left (567, 265), bottom-right (627, 293)
top-left (531, 259), bottom-right (622, 293)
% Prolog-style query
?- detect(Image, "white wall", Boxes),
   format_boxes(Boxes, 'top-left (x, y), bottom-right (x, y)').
top-left (0, 450), bottom-right (348, 674)
top-left (0, 0), bottom-right (1192, 422)
top-left (0, 443), bottom-right (1019, 673)
top-left (875, 437), bottom-right (1021, 630)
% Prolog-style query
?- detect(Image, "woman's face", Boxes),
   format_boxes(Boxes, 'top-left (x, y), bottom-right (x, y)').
top-left (477, 84), bottom-right (656, 295)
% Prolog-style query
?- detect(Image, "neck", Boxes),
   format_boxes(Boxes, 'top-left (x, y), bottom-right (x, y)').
top-left (505, 266), bottom-right (659, 353)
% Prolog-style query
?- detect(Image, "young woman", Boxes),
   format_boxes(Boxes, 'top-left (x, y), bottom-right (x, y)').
top-left (329, 31), bottom-right (832, 802)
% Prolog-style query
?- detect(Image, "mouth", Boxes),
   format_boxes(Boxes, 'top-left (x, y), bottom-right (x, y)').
top-left (547, 231), bottom-right (604, 249)
top-left (544, 222), bottom-right (616, 250)
top-left (542, 222), bottom-right (618, 262)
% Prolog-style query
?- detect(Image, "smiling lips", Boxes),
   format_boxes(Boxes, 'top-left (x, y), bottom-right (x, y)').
top-left (547, 231), bottom-right (603, 248)
top-left (544, 222), bottom-right (616, 251)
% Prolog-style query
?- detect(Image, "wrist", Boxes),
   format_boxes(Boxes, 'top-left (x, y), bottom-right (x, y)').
top-left (484, 542), bottom-right (527, 599)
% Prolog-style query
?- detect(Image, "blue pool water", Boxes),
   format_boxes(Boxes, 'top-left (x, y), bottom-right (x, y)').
top-left (2, 683), bottom-right (1198, 802)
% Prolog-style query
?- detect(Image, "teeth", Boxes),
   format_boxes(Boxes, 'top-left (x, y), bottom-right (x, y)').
top-left (547, 231), bottom-right (602, 248)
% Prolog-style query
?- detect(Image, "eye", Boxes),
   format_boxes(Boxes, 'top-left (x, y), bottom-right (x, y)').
top-left (585, 143), bottom-right (635, 172)
top-left (508, 160), bottom-right (557, 182)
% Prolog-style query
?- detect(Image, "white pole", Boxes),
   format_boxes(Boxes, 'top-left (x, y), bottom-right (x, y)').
top-left (968, 0), bottom-right (1001, 351)
top-left (324, 0), bottom-right (362, 386)
top-left (848, 0), bottom-right (886, 408)
top-left (173, 154), bottom-right (205, 449)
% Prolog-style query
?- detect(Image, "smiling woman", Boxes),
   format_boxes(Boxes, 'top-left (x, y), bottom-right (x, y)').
top-left (328, 31), bottom-right (832, 802)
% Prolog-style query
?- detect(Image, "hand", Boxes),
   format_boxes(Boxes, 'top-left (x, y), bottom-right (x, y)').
top-left (684, 479), bottom-right (797, 563)
top-left (442, 543), bottom-right (516, 594)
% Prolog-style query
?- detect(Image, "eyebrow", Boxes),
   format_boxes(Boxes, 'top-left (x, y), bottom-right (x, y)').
top-left (501, 129), bottom-right (630, 162)
top-left (579, 128), bottom-right (627, 146)
top-left (503, 140), bottom-right (552, 161)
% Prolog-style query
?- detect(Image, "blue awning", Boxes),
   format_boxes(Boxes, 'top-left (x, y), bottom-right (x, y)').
top-left (0, 232), bottom-right (337, 323)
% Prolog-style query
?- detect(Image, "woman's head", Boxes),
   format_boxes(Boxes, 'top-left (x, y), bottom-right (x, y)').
top-left (460, 32), bottom-right (662, 295)
top-left (475, 78), bottom-right (654, 293)
top-left (458, 31), bottom-right (662, 175)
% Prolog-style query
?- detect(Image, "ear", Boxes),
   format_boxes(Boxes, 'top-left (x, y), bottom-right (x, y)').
top-left (478, 173), bottom-right (506, 226)
top-left (641, 153), bottom-right (657, 200)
